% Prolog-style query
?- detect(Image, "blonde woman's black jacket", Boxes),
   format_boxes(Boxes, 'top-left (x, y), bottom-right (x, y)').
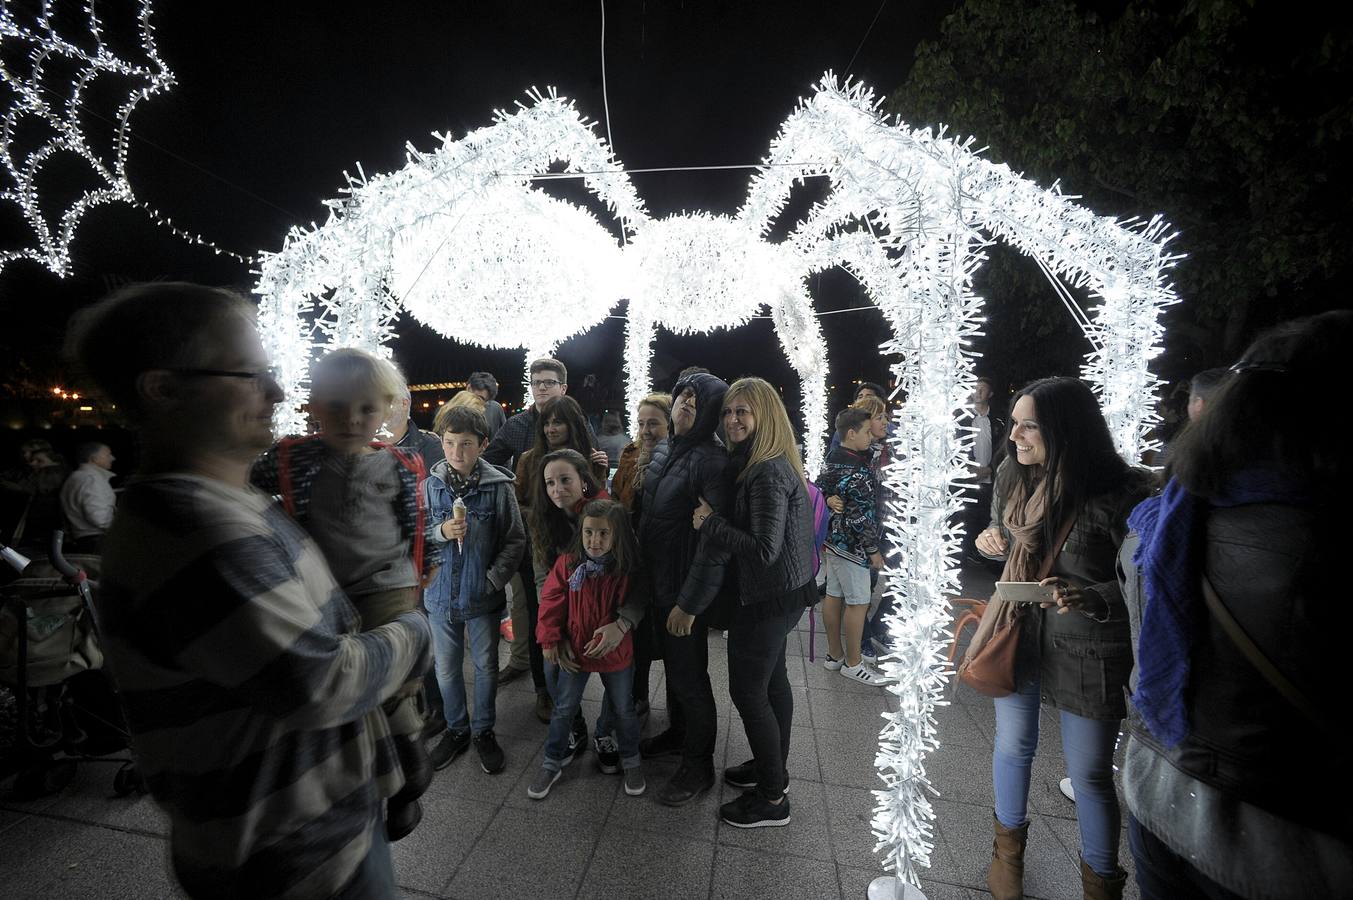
top-left (702, 453), bottom-right (815, 606)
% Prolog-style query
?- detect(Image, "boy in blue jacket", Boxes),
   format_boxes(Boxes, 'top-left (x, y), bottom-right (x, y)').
top-left (424, 405), bottom-right (526, 773)
top-left (816, 407), bottom-right (891, 686)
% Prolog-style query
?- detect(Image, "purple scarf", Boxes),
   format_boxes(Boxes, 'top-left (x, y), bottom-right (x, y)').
top-left (1129, 469), bottom-right (1308, 747)
top-left (567, 551), bottom-right (612, 591)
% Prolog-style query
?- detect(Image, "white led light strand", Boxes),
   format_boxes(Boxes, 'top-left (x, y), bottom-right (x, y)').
top-left (252, 75), bottom-right (1177, 892)
top-left (0, 0), bottom-right (177, 276)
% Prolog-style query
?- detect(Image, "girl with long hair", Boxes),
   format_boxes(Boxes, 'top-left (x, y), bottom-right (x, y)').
top-left (511, 396), bottom-right (608, 719)
top-left (969, 377), bottom-right (1152, 899)
top-left (691, 376), bottom-right (816, 829)
top-left (529, 498), bottom-right (648, 800)
top-left (527, 449), bottom-right (613, 768)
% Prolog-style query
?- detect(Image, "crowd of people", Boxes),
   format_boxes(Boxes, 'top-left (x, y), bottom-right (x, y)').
top-left (6, 277), bottom-right (1339, 900)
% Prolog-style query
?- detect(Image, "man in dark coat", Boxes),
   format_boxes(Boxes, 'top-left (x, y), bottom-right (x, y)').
top-left (636, 372), bottom-right (732, 806)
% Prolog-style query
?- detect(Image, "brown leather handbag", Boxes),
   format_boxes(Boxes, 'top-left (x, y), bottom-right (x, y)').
top-left (958, 517), bottom-right (1076, 697)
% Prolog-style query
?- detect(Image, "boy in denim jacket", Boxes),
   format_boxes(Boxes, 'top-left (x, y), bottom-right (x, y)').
top-left (423, 405), bottom-right (526, 773)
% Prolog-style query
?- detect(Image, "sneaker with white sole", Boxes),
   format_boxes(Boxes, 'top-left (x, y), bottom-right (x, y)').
top-left (840, 662), bottom-right (894, 686)
top-left (526, 766), bottom-right (562, 800)
top-left (623, 766), bottom-right (647, 796)
top-left (860, 651), bottom-right (878, 666)
top-left (822, 654), bottom-right (844, 672)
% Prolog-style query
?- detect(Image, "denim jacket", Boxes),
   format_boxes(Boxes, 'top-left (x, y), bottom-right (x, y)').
top-left (422, 458), bottom-right (525, 622)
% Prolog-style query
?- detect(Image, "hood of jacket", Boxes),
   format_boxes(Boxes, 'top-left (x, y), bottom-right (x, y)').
top-left (427, 456), bottom-right (515, 489)
top-left (669, 372), bottom-right (729, 460)
top-left (825, 444), bottom-right (870, 469)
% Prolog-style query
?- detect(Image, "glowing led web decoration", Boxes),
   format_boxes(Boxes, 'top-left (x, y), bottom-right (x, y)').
top-left (255, 74), bottom-right (1178, 889)
top-left (0, 1), bottom-right (177, 276)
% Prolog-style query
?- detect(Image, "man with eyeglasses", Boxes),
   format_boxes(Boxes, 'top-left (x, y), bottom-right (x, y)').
top-left (483, 357), bottom-right (578, 470)
top-left (64, 282), bottom-right (430, 899)
top-left (483, 358), bottom-right (599, 692)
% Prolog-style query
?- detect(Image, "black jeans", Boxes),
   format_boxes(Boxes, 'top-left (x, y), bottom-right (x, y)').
top-left (658, 610), bottom-right (715, 772)
top-left (727, 601), bottom-right (799, 800)
top-left (1127, 813), bottom-right (1244, 900)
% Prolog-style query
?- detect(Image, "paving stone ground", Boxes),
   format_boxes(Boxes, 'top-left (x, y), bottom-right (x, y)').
top-left (1, 561), bottom-right (1140, 899)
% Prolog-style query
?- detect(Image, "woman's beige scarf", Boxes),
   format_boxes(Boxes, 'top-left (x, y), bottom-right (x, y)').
top-left (999, 474), bottom-right (1050, 583)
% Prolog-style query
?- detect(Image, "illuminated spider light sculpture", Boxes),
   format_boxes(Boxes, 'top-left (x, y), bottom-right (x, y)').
top-left (0, 0), bottom-right (181, 276)
top-left (254, 74), bottom-right (1177, 889)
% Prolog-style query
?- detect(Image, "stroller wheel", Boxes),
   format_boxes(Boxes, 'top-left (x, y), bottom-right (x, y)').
top-left (113, 761), bottom-right (144, 797)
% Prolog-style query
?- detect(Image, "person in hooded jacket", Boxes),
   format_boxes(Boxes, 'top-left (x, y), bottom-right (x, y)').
top-left (635, 371), bottom-right (733, 807)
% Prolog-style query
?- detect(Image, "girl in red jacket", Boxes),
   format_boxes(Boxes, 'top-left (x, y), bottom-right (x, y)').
top-left (527, 498), bottom-right (649, 800)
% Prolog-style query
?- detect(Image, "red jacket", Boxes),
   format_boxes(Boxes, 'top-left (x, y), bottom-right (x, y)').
top-left (537, 554), bottom-right (635, 673)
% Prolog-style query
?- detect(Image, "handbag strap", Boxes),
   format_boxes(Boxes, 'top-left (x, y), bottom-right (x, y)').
top-left (1200, 573), bottom-right (1328, 731)
top-left (1034, 516), bottom-right (1077, 582)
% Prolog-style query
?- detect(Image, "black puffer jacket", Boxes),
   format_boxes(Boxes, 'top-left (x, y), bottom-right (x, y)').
top-left (637, 373), bottom-right (732, 614)
top-left (1015, 468), bottom-right (1154, 720)
top-left (701, 449), bottom-right (815, 606)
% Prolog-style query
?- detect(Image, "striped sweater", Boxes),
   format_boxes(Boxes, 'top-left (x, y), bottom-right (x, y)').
top-left (95, 475), bottom-right (430, 899)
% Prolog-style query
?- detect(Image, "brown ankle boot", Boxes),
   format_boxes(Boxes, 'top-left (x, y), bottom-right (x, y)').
top-left (1080, 857), bottom-right (1126, 900)
top-left (986, 812), bottom-right (1028, 900)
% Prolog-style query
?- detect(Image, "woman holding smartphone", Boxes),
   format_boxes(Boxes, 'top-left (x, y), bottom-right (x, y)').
top-left (970, 377), bottom-right (1152, 900)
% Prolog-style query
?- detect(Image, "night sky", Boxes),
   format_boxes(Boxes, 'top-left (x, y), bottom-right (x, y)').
top-left (3, 1), bottom-right (960, 411)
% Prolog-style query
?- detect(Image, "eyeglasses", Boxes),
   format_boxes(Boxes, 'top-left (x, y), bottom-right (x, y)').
top-left (166, 366), bottom-right (281, 384)
top-left (530, 379), bottom-right (562, 389)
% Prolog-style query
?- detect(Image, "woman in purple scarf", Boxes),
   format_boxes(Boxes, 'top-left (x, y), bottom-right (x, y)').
top-left (1121, 310), bottom-right (1352, 899)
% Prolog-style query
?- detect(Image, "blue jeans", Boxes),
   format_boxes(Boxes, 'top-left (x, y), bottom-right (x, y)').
top-left (430, 611), bottom-right (499, 735)
top-left (543, 663), bottom-right (641, 772)
top-left (992, 681), bottom-right (1122, 877)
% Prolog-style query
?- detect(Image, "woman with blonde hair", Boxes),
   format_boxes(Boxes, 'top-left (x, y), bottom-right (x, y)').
top-left (610, 393), bottom-right (671, 512)
top-left (692, 376), bottom-right (815, 828)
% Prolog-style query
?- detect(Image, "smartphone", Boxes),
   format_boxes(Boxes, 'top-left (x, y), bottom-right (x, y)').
top-left (994, 581), bottom-right (1057, 605)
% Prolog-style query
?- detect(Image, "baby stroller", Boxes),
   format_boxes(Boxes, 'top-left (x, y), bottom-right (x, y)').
top-left (1, 532), bottom-right (141, 799)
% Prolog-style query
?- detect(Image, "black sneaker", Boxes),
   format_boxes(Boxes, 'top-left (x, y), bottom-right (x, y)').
top-left (723, 759), bottom-right (790, 794)
top-left (719, 789), bottom-right (790, 828)
top-left (566, 718), bottom-right (588, 762)
top-left (594, 735), bottom-right (620, 774)
top-left (429, 728), bottom-right (471, 770)
top-left (638, 728), bottom-right (684, 759)
top-left (656, 764), bottom-right (715, 807)
top-left (473, 730), bottom-right (506, 774)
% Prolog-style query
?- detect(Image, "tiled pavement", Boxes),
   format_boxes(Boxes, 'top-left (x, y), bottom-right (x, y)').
top-left (1, 562), bottom-right (1139, 899)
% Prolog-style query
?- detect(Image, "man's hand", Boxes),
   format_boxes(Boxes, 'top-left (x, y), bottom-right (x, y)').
top-left (667, 607), bottom-right (696, 637)
top-left (869, 552), bottom-right (884, 570)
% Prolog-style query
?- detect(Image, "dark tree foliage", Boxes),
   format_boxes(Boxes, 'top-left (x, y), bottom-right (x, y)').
top-left (888, 0), bottom-right (1352, 382)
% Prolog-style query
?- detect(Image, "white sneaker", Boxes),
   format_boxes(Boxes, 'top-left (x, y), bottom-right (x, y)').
top-left (860, 651), bottom-right (878, 666)
top-left (822, 654), bottom-right (844, 672)
top-left (840, 662), bottom-right (895, 686)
